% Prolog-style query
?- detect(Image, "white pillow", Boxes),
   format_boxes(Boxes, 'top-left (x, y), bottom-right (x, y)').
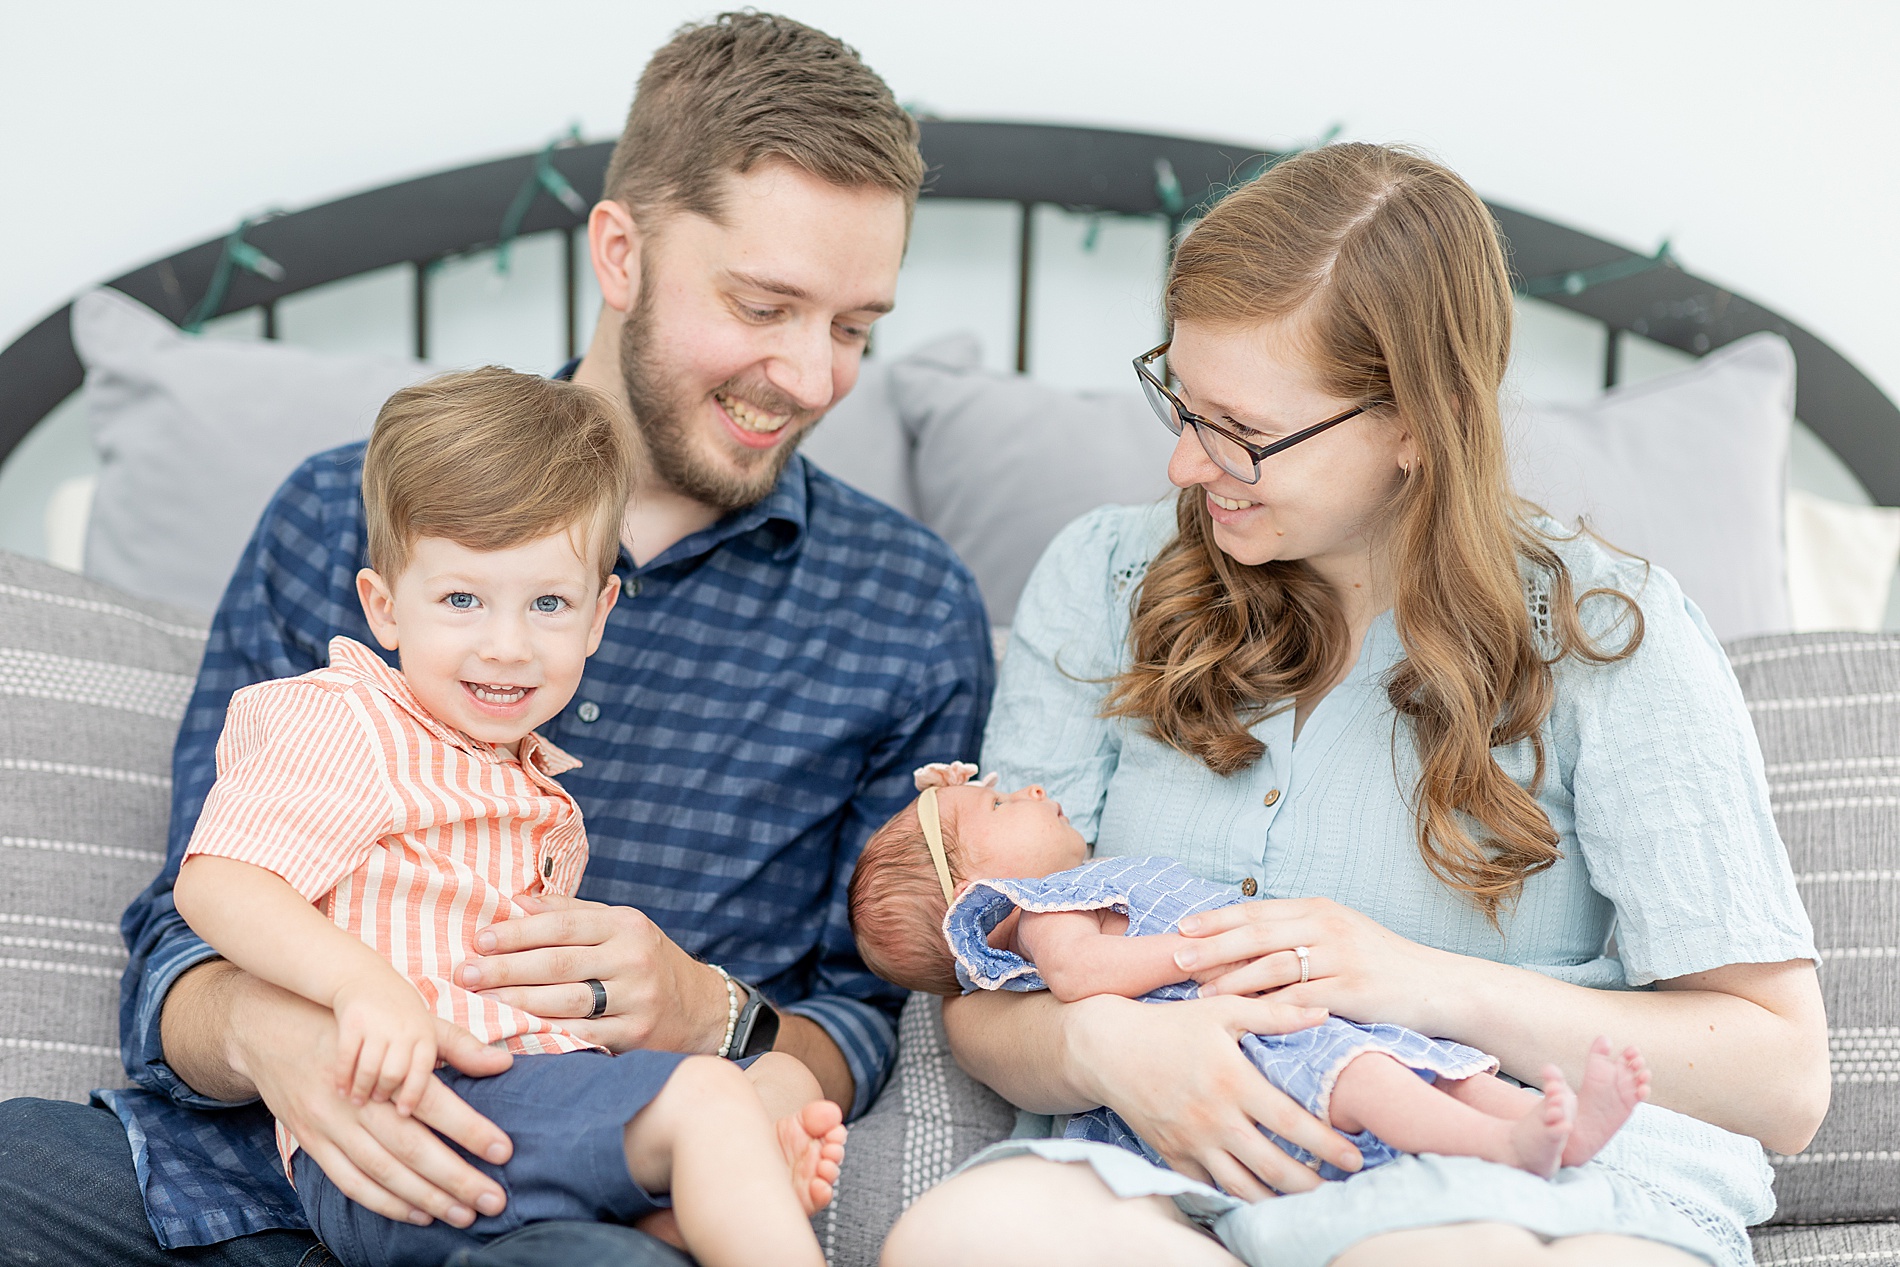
top-left (1508, 332), bottom-right (1795, 641)
top-left (1785, 488), bottom-right (1900, 631)
top-left (73, 289), bottom-right (436, 614)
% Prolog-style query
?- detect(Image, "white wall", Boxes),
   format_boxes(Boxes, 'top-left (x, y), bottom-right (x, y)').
top-left (6, 0), bottom-right (1898, 402)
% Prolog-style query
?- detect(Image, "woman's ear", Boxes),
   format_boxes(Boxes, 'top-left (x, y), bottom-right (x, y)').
top-left (356, 568), bottom-right (400, 651)
top-left (588, 200), bottom-right (643, 314)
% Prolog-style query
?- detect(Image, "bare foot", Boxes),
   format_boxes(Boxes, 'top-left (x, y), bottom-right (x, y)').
top-left (1509, 1065), bottom-right (1574, 1179)
top-left (1561, 1038), bottom-right (1649, 1167)
top-left (777, 1099), bottom-right (848, 1215)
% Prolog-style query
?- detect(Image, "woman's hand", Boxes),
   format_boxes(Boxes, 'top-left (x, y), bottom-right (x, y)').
top-left (1070, 992), bottom-right (1364, 1199)
top-left (1178, 897), bottom-right (1456, 1033)
top-left (456, 893), bottom-right (729, 1055)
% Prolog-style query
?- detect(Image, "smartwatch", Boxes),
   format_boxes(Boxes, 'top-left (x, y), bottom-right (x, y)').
top-left (727, 979), bottom-right (781, 1060)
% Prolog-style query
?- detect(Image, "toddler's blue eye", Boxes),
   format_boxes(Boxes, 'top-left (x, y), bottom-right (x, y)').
top-left (446, 592), bottom-right (478, 609)
top-left (532, 595), bottom-right (565, 613)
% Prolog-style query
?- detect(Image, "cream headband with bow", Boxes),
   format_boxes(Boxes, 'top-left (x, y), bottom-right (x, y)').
top-left (913, 762), bottom-right (998, 904)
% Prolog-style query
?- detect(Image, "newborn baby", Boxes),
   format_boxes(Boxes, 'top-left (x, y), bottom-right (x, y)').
top-left (847, 764), bottom-right (1649, 1183)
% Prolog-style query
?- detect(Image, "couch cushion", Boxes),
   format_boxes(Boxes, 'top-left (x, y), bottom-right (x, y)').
top-left (1512, 332), bottom-right (1795, 641)
top-left (73, 288), bottom-right (434, 614)
top-left (815, 992), bottom-right (1016, 1266)
top-left (1726, 631), bottom-right (1900, 1224)
top-left (0, 551), bottom-right (205, 1101)
top-left (1750, 1220), bottom-right (1900, 1264)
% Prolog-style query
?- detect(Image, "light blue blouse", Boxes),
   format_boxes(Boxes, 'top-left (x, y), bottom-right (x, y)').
top-left (977, 501), bottom-right (1817, 1266)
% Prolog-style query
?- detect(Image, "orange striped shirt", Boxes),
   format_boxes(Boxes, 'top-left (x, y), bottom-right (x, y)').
top-left (185, 636), bottom-right (601, 1167)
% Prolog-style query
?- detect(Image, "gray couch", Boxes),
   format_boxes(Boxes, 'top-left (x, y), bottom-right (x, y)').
top-left (2, 547), bottom-right (1895, 1263)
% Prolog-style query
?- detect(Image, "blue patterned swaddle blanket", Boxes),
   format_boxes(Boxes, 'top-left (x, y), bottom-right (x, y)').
top-left (944, 855), bottom-right (1498, 1181)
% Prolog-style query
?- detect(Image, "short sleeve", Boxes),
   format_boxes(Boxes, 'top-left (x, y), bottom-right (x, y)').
top-left (1559, 559), bottom-right (1817, 986)
top-left (185, 679), bottom-right (394, 902)
top-left (981, 504), bottom-right (1168, 843)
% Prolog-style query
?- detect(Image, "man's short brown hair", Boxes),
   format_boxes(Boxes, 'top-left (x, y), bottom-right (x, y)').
top-left (603, 11), bottom-right (924, 225)
top-left (363, 368), bottom-right (632, 587)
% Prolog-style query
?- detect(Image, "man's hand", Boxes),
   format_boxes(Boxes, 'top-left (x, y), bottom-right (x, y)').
top-left (170, 962), bottom-right (516, 1228)
top-left (330, 973), bottom-right (441, 1115)
top-left (456, 893), bottom-right (729, 1054)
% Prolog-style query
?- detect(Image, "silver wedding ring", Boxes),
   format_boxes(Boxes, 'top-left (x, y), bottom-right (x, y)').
top-left (1293, 945), bottom-right (1311, 985)
top-left (584, 977), bottom-right (608, 1019)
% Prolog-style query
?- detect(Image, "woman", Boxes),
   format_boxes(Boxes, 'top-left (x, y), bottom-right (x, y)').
top-left (881, 144), bottom-right (1827, 1267)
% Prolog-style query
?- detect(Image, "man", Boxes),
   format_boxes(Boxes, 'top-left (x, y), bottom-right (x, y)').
top-left (0, 14), bottom-right (991, 1265)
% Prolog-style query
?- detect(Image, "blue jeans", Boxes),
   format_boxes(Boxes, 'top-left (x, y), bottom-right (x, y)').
top-left (0, 1098), bottom-right (693, 1267)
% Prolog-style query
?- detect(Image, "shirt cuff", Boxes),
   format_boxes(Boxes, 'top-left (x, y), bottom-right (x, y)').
top-left (126, 923), bottom-right (249, 1111)
top-left (782, 994), bottom-right (899, 1120)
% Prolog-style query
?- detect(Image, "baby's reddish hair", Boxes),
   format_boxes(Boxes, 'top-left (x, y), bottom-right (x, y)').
top-left (848, 797), bottom-right (966, 995)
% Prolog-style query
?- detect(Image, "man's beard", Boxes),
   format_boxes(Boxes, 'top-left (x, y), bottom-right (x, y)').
top-left (618, 282), bottom-right (821, 513)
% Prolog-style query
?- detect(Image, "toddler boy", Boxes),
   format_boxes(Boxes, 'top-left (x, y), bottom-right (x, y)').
top-left (173, 368), bottom-right (843, 1267)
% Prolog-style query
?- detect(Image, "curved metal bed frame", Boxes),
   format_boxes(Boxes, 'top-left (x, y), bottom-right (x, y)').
top-left (3, 120), bottom-right (1895, 503)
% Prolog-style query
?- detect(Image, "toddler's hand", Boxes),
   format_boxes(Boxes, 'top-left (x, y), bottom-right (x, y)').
top-left (331, 976), bottom-right (440, 1116)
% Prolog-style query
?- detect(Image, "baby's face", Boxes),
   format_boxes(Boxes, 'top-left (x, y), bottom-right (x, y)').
top-left (938, 783), bottom-right (1088, 879)
top-left (357, 528), bottom-right (619, 752)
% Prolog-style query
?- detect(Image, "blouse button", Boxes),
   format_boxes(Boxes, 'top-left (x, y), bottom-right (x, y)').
top-left (577, 701), bottom-right (601, 723)
top-left (1263, 788), bottom-right (1281, 807)
top-left (1240, 877), bottom-right (1258, 897)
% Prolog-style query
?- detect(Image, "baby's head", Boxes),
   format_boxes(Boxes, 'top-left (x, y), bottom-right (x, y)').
top-left (848, 775), bottom-right (1087, 994)
top-left (356, 367), bottom-right (632, 751)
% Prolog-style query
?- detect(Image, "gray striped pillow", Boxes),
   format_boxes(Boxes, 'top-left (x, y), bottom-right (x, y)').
top-left (0, 551), bottom-right (206, 1101)
top-left (1727, 632), bottom-right (1900, 1226)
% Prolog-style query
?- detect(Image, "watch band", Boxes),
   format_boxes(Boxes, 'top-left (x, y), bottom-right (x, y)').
top-left (725, 978), bottom-right (781, 1061)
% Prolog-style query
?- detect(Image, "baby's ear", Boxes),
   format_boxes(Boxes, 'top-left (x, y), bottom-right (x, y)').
top-left (952, 878), bottom-right (976, 899)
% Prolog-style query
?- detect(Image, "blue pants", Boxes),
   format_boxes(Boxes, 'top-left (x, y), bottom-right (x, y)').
top-left (0, 1097), bottom-right (694, 1267)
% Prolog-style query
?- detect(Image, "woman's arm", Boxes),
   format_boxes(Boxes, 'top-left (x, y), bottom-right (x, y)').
top-left (1181, 899), bottom-right (1830, 1152)
top-left (1015, 910), bottom-right (1195, 1003)
top-left (942, 986), bottom-right (1362, 1199)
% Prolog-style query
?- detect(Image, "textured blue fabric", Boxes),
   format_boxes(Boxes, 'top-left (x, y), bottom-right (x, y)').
top-left (944, 857), bottom-right (1495, 1181)
top-left (109, 440), bottom-right (992, 1249)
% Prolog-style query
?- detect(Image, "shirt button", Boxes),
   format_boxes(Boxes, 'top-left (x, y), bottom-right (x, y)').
top-left (1263, 788), bottom-right (1281, 807)
top-left (1240, 877), bottom-right (1258, 897)
top-left (542, 856), bottom-right (553, 877)
top-left (626, 578), bottom-right (642, 597)
top-left (577, 701), bottom-right (600, 723)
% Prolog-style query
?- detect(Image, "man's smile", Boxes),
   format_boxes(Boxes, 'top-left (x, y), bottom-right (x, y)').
top-left (713, 389), bottom-right (794, 443)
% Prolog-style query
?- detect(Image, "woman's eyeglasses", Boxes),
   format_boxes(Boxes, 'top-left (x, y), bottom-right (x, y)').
top-left (1133, 341), bottom-right (1376, 485)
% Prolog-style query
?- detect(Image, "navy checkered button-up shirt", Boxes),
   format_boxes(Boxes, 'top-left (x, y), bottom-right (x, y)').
top-left (105, 442), bottom-right (992, 1248)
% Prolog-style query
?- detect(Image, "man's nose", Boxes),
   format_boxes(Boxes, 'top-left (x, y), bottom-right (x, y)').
top-left (767, 322), bottom-right (837, 414)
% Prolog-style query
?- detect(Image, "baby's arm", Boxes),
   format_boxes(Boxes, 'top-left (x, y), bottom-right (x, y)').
top-left (173, 855), bottom-right (438, 1112)
top-left (1014, 908), bottom-right (1194, 1003)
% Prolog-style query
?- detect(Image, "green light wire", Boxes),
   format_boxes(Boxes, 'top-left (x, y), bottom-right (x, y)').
top-left (182, 214), bottom-right (285, 333)
top-left (496, 124), bottom-right (588, 274)
top-left (1516, 240), bottom-right (1676, 299)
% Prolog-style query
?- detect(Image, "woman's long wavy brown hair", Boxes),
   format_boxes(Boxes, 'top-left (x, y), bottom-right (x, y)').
top-left (1104, 143), bottom-right (1642, 919)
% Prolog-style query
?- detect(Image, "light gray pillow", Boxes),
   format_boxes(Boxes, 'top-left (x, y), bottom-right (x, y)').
top-left (1725, 631), bottom-right (1900, 1225)
top-left (1510, 332), bottom-right (1795, 642)
top-left (799, 353), bottom-right (914, 518)
top-left (891, 337), bottom-right (1176, 624)
top-left (73, 288), bottom-right (436, 614)
top-left (0, 550), bottom-right (207, 1101)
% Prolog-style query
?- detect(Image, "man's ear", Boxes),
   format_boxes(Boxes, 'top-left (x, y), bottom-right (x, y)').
top-left (584, 574), bottom-right (622, 656)
top-left (588, 200), bottom-right (642, 314)
top-left (356, 568), bottom-right (401, 651)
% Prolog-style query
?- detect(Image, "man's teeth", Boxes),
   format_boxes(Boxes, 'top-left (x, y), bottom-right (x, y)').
top-left (716, 391), bottom-right (791, 434)
top-left (470, 684), bottom-right (528, 705)
top-left (1208, 492), bottom-right (1257, 512)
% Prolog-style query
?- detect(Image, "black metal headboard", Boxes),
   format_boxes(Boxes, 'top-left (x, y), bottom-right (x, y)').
top-left (3, 120), bottom-right (1895, 503)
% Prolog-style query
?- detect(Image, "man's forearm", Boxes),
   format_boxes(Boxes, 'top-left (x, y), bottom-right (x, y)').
top-left (776, 1013), bottom-right (854, 1109)
top-left (159, 958), bottom-right (263, 1102)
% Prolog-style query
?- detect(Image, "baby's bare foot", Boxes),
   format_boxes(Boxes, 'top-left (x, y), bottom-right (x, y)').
top-left (776, 1099), bottom-right (847, 1216)
top-left (1510, 1065), bottom-right (1574, 1179)
top-left (1562, 1038), bottom-right (1649, 1167)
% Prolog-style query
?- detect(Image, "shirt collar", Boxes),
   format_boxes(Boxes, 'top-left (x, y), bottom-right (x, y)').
top-left (633, 454), bottom-right (810, 573)
top-left (323, 636), bottom-right (582, 776)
